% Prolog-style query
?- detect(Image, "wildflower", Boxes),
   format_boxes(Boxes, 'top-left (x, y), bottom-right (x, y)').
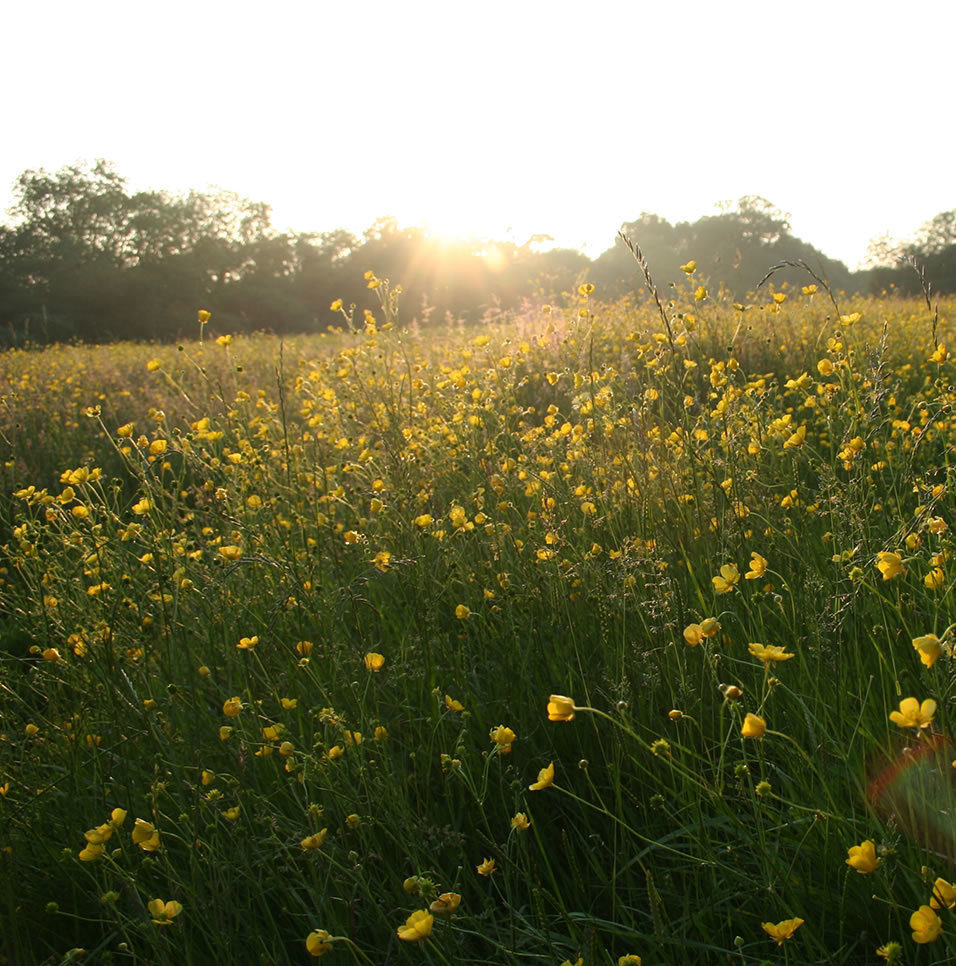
top-left (511, 812), bottom-right (530, 831)
top-left (889, 697), bottom-right (936, 729)
top-left (110, 808), bottom-right (127, 827)
top-left (547, 694), bottom-right (576, 721)
top-left (876, 942), bottom-right (903, 962)
top-left (931, 878), bottom-right (956, 910)
top-left (78, 841), bottom-right (105, 861)
top-left (578, 282), bottom-right (595, 296)
top-left (930, 343), bottom-right (948, 363)
top-left (301, 829), bottom-right (328, 851)
top-left (216, 334), bottom-right (232, 347)
top-left (197, 309), bottom-right (211, 323)
top-left (236, 636), bottom-right (258, 650)
top-left (845, 840), bottom-right (880, 874)
top-left (680, 260), bottom-right (697, 274)
top-left (910, 905), bottom-right (941, 943)
top-left (222, 806), bottom-right (240, 820)
top-left (694, 285), bottom-right (707, 302)
top-left (741, 713), bottom-right (766, 738)
top-left (683, 623), bottom-right (705, 645)
top-left (374, 725), bottom-right (388, 741)
top-left (529, 762), bottom-right (555, 790)
top-left (772, 292), bottom-right (787, 305)
top-left (712, 564), bottom-right (740, 593)
top-left (748, 642), bottom-right (795, 670)
top-left (363, 652), bottom-right (385, 671)
top-left (430, 892), bottom-right (461, 915)
top-left (306, 929), bottom-right (334, 956)
top-left (783, 425), bottom-right (806, 449)
top-left (761, 917), bottom-right (803, 944)
top-left (219, 726), bottom-right (233, 740)
top-left (148, 899), bottom-right (182, 925)
top-left (414, 513), bottom-right (433, 527)
top-left (912, 634), bottom-right (942, 668)
top-left (745, 552), bottom-right (767, 580)
top-left (397, 909), bottom-right (433, 941)
top-left (490, 725), bottom-right (516, 753)
top-left (444, 695), bottom-right (464, 711)
top-left (222, 697), bottom-right (242, 717)
top-left (327, 745), bottom-right (344, 760)
top-left (875, 552), bottom-right (904, 580)
top-left (132, 818), bottom-right (160, 851)
top-left (281, 697), bottom-right (297, 710)
top-left (476, 857), bottom-right (496, 876)
top-left (455, 604), bottom-right (471, 620)
top-left (619, 958), bottom-right (643, 966)
top-left (924, 567), bottom-right (945, 591)
top-left (218, 545), bottom-right (242, 561)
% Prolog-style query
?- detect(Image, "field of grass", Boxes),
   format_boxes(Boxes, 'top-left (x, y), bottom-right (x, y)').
top-left (0, 266), bottom-right (954, 965)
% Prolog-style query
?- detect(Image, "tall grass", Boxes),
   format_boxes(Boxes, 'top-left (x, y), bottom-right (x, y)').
top-left (0, 269), bottom-right (953, 965)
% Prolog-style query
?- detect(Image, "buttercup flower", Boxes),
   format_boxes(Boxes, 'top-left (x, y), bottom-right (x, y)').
top-left (876, 552), bottom-right (904, 581)
top-left (888, 697), bottom-right (936, 729)
top-left (306, 929), bottom-right (334, 957)
top-left (745, 552), bottom-right (768, 579)
top-left (529, 762), bottom-right (555, 790)
top-left (619, 957), bottom-right (643, 966)
top-left (748, 642), bottom-right (795, 670)
top-left (132, 818), bottom-right (160, 851)
top-left (301, 829), bottom-right (328, 851)
top-left (761, 917), bottom-right (804, 945)
top-left (147, 898), bottom-right (182, 925)
top-left (363, 652), bottom-right (385, 671)
top-left (511, 812), bottom-right (530, 831)
top-left (222, 696), bottom-right (242, 717)
top-left (741, 713), bottom-right (766, 738)
top-left (444, 695), bottom-right (464, 711)
top-left (910, 905), bottom-right (941, 943)
top-left (912, 634), bottom-right (942, 668)
top-left (430, 892), bottom-right (461, 915)
top-left (490, 725), bottom-right (516, 753)
top-left (845, 840), bottom-right (880, 874)
top-left (547, 695), bottom-right (576, 721)
top-left (931, 878), bottom-right (956, 910)
top-left (712, 563), bottom-right (740, 593)
top-left (476, 857), bottom-right (496, 876)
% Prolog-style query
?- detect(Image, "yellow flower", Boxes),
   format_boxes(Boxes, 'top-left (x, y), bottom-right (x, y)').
top-left (455, 604), bottom-right (471, 620)
top-left (78, 841), bottom-right (105, 861)
top-left (712, 563), bottom-right (740, 593)
top-left (783, 425), bottom-right (806, 448)
top-left (430, 892), bottom-right (461, 915)
top-left (910, 905), bottom-right (941, 943)
top-left (694, 285), bottom-right (707, 302)
top-left (444, 695), bottom-right (464, 711)
top-left (490, 725), bottom-right (516, 753)
top-left (110, 808), bottom-right (127, 827)
top-left (772, 292), bottom-right (787, 305)
top-left (511, 812), bottom-right (531, 831)
top-left (222, 697), bottom-right (242, 717)
top-left (680, 260), bottom-right (697, 274)
top-left (397, 909), bottom-right (433, 941)
top-left (761, 917), bottom-right (803, 944)
top-left (414, 513), bottom-right (433, 527)
top-left (683, 623), bottom-right (705, 646)
top-left (741, 713), bottom-right (766, 738)
top-left (845, 840), bottom-right (880, 874)
top-left (216, 334), bottom-right (232, 347)
top-left (306, 928), bottom-right (334, 956)
top-left (236, 636), bottom-right (258, 650)
top-left (619, 958), bottom-right (643, 966)
top-left (889, 697), bottom-right (936, 729)
top-left (924, 567), bottom-right (945, 591)
top-left (301, 829), bottom-right (328, 851)
top-left (219, 545), bottom-right (242, 561)
top-left (930, 343), bottom-right (948, 363)
top-left (912, 634), bottom-right (942, 668)
top-left (197, 309), bottom-right (211, 323)
top-left (577, 282), bottom-right (595, 296)
top-left (364, 652), bottom-right (385, 671)
top-left (931, 878), bottom-right (956, 910)
top-left (132, 818), bottom-right (160, 851)
top-left (529, 762), bottom-right (555, 790)
top-left (875, 942), bottom-right (903, 961)
top-left (745, 552), bottom-right (768, 580)
top-left (547, 695), bottom-right (576, 721)
top-left (875, 551), bottom-right (904, 580)
top-left (327, 745), bottom-right (344, 760)
top-left (748, 642), bottom-right (795, 670)
top-left (147, 898), bottom-right (182, 925)
top-left (476, 857), bottom-right (496, 876)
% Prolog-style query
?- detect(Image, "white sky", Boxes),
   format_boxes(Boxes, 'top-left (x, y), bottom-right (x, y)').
top-left (2, 0), bottom-right (953, 270)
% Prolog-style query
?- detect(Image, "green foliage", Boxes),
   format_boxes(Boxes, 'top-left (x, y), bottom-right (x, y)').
top-left (0, 275), bottom-right (954, 964)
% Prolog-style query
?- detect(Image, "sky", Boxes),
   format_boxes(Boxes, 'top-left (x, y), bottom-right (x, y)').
top-left (2, 0), bottom-right (953, 270)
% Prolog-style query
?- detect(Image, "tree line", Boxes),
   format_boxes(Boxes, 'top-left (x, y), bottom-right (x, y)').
top-left (0, 161), bottom-right (952, 346)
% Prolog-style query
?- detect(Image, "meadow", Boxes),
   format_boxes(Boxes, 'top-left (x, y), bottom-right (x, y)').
top-left (0, 262), bottom-right (953, 965)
